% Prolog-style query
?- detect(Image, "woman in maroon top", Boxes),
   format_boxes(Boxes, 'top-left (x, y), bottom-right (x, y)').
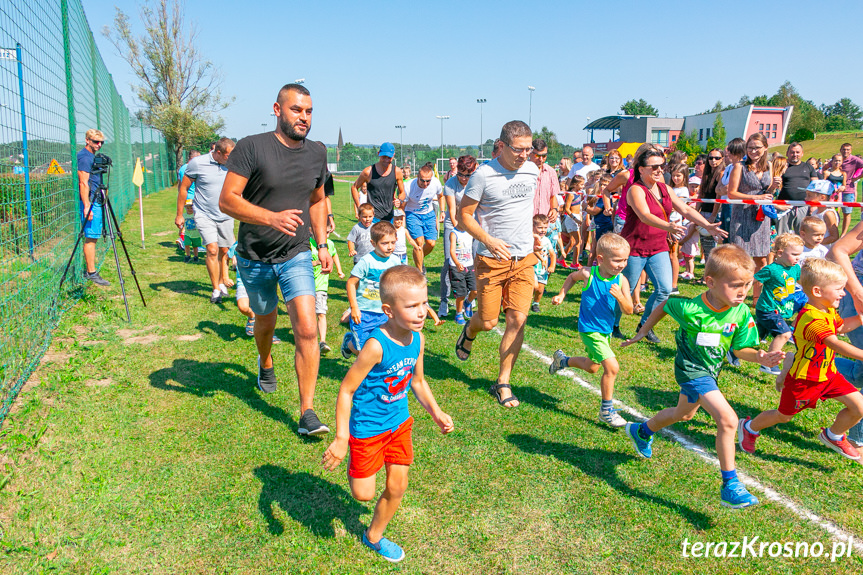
top-left (613, 148), bottom-right (726, 342)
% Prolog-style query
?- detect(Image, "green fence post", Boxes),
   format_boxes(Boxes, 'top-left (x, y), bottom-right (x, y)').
top-left (90, 34), bottom-right (99, 130)
top-left (61, 0), bottom-right (78, 264)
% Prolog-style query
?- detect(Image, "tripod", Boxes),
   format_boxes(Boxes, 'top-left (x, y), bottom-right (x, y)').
top-left (59, 185), bottom-right (146, 322)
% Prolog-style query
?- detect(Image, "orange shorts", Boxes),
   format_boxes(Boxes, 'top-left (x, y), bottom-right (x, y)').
top-left (348, 417), bottom-right (414, 479)
top-left (474, 253), bottom-right (539, 322)
top-left (778, 373), bottom-right (858, 416)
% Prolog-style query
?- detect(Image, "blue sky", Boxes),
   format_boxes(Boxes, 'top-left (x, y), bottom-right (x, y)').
top-left (82, 0), bottom-right (863, 148)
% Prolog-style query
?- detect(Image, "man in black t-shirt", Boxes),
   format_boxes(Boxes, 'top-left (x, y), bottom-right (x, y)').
top-left (220, 83), bottom-right (333, 436)
top-left (776, 142), bottom-right (817, 234)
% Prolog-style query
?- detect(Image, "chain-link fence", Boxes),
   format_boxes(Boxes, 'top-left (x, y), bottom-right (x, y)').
top-left (0, 0), bottom-right (175, 424)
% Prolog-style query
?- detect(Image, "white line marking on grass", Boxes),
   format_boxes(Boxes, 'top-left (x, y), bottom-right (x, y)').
top-left (495, 328), bottom-right (863, 551)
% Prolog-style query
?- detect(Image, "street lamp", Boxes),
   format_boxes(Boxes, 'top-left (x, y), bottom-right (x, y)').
top-left (476, 98), bottom-right (486, 158)
top-left (528, 86), bottom-right (536, 129)
top-left (436, 115), bottom-right (450, 166)
top-left (585, 117), bottom-right (590, 144)
top-left (395, 125), bottom-right (406, 167)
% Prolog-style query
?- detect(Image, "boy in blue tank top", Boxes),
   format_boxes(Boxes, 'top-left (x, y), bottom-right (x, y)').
top-left (548, 233), bottom-right (633, 427)
top-left (323, 266), bottom-right (454, 563)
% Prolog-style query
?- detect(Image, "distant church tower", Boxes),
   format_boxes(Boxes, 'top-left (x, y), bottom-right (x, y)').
top-left (337, 127), bottom-right (344, 163)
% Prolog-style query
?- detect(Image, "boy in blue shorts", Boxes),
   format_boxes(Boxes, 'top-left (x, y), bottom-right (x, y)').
top-left (622, 244), bottom-right (785, 509)
top-left (342, 221), bottom-right (401, 358)
top-left (753, 233), bottom-right (804, 375)
top-left (549, 233), bottom-right (632, 427)
top-left (322, 266), bottom-right (454, 563)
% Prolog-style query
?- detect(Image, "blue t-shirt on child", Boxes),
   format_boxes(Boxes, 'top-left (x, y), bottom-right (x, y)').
top-left (349, 328), bottom-right (420, 438)
top-left (351, 251), bottom-right (401, 313)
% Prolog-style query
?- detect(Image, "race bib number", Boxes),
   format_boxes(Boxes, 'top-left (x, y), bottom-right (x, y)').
top-left (696, 332), bottom-right (721, 347)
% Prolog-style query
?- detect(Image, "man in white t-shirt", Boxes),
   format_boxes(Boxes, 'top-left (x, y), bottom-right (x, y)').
top-left (404, 164), bottom-right (443, 272)
top-left (455, 120), bottom-right (539, 409)
top-left (566, 145), bottom-right (600, 182)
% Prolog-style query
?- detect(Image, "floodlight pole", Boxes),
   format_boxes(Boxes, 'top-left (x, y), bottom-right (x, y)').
top-left (528, 86), bottom-right (535, 130)
top-left (436, 115), bottom-right (449, 164)
top-left (395, 125), bottom-right (406, 166)
top-left (477, 99), bottom-right (486, 158)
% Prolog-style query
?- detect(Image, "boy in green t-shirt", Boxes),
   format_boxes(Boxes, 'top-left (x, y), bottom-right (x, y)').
top-left (622, 245), bottom-right (785, 509)
top-left (312, 233), bottom-right (344, 355)
top-left (753, 233), bottom-right (804, 376)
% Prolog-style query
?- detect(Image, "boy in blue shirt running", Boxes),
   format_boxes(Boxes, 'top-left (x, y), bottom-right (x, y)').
top-left (323, 265), bottom-right (454, 563)
top-left (548, 233), bottom-right (633, 427)
top-left (342, 221), bottom-right (401, 358)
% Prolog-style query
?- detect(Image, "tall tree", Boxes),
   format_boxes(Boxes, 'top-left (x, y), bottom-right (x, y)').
top-left (104, 0), bottom-right (232, 167)
top-left (532, 126), bottom-right (562, 162)
top-left (620, 99), bottom-right (659, 116)
top-left (820, 97), bottom-right (863, 129)
top-left (673, 129), bottom-right (703, 162)
top-left (707, 114), bottom-right (727, 150)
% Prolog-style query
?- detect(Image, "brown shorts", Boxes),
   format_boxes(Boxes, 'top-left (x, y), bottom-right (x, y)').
top-left (474, 253), bottom-right (539, 322)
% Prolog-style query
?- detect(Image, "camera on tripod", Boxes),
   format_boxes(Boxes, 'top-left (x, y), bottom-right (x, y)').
top-left (91, 152), bottom-right (112, 174)
top-left (89, 153), bottom-right (112, 204)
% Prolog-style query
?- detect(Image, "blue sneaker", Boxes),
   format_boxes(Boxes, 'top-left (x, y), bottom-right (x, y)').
top-left (548, 349), bottom-right (568, 375)
top-left (455, 312), bottom-right (466, 325)
top-left (463, 301), bottom-right (473, 319)
top-left (362, 531), bottom-right (405, 563)
top-left (720, 478), bottom-right (759, 509)
top-left (340, 332), bottom-right (354, 359)
top-left (625, 422), bottom-right (653, 458)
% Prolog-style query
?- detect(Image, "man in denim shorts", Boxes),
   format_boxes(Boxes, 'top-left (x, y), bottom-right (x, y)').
top-left (220, 83), bottom-right (333, 436)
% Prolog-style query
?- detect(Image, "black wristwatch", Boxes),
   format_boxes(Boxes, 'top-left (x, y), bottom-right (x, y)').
top-left (317, 243), bottom-right (329, 250)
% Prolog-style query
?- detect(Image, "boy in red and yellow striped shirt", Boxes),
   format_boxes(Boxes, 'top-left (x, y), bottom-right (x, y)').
top-left (739, 258), bottom-right (863, 460)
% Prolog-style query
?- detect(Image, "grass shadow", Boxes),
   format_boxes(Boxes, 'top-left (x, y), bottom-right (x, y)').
top-left (149, 279), bottom-right (210, 295)
top-left (196, 319), bottom-right (294, 345)
top-left (253, 466), bottom-right (368, 537)
top-left (148, 358), bottom-right (298, 430)
top-left (423, 349), bottom-right (491, 394)
top-left (508, 433), bottom-right (713, 530)
top-left (629, 385), bottom-right (830, 471)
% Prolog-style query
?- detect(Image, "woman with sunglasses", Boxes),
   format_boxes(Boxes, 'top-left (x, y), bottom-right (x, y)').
top-left (695, 149), bottom-right (726, 264)
top-left (438, 155), bottom-right (478, 317)
top-left (727, 133), bottom-right (778, 299)
top-left (614, 149), bottom-right (726, 342)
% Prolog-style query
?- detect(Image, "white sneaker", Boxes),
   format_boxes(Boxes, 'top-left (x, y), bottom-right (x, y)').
top-left (219, 283), bottom-right (229, 297)
top-left (599, 407), bottom-right (627, 428)
top-left (759, 365), bottom-right (781, 376)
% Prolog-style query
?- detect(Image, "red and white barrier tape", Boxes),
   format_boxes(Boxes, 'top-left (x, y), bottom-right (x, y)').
top-left (696, 198), bottom-right (862, 208)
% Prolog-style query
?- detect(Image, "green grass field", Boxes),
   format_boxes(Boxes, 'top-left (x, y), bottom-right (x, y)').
top-left (769, 132), bottom-right (863, 160)
top-left (1, 181), bottom-right (862, 574)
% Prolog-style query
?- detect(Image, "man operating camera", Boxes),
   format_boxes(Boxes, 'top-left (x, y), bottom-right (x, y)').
top-left (77, 128), bottom-right (110, 286)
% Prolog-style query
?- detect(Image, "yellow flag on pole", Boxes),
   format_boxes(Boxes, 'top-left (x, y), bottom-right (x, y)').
top-left (132, 157), bottom-right (144, 187)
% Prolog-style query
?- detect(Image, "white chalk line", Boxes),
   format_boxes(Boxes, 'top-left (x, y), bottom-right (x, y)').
top-left (491, 327), bottom-right (863, 552)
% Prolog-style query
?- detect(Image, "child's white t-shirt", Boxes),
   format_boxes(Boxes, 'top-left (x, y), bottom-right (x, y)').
top-left (670, 187), bottom-right (689, 224)
top-left (799, 244), bottom-right (829, 262)
top-left (449, 228), bottom-right (474, 268)
top-left (394, 227), bottom-right (407, 258)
